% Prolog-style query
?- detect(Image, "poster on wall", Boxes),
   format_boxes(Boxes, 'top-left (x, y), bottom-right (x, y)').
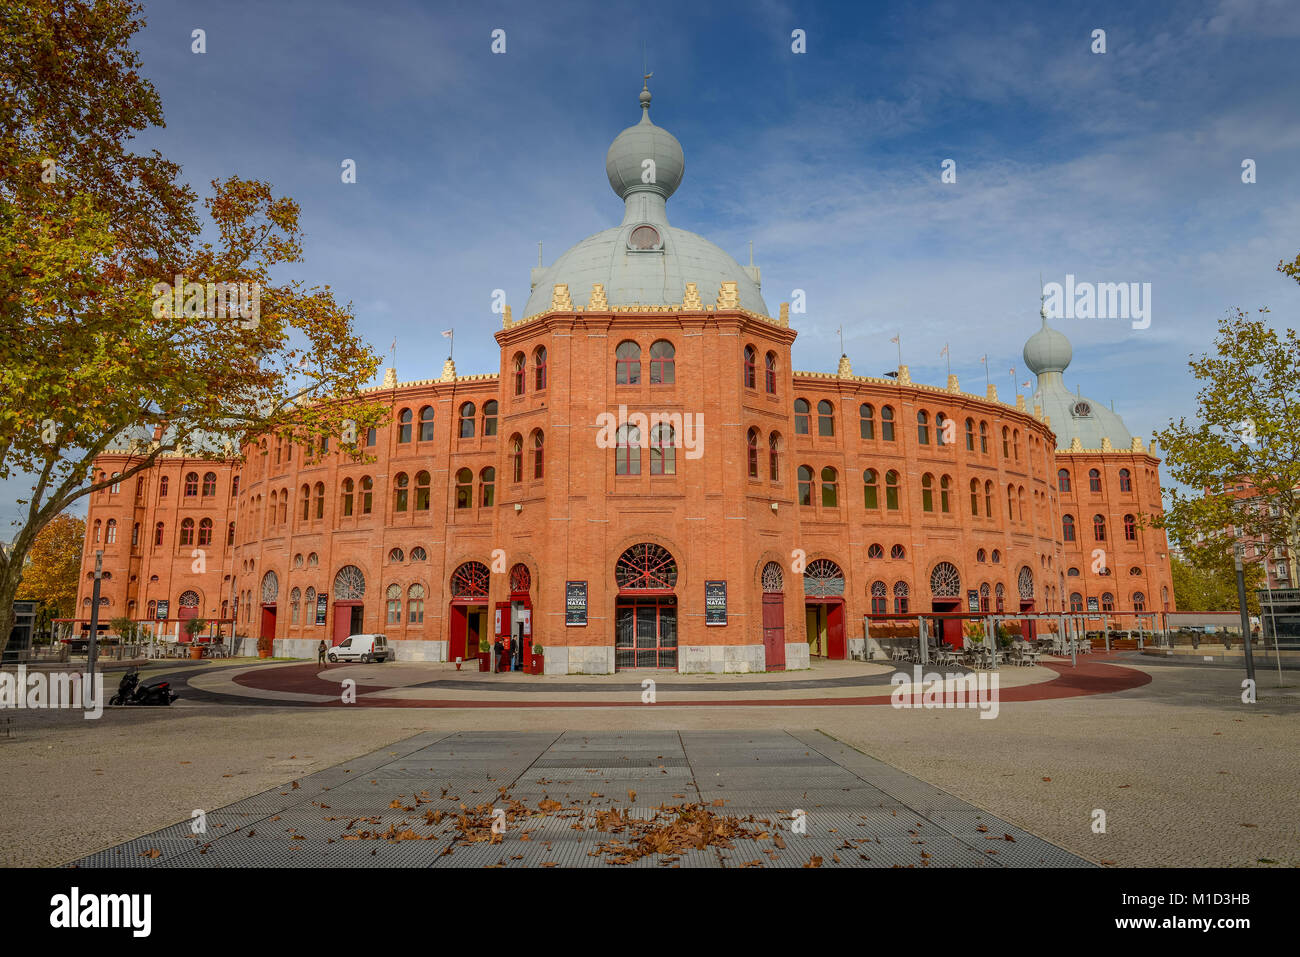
top-left (565, 581), bottom-right (587, 626)
top-left (705, 580), bottom-right (727, 626)
top-left (495, 606), bottom-right (503, 637)
top-left (967, 590), bottom-right (979, 615)
top-left (1087, 596), bottom-right (1099, 613)
top-left (521, 609), bottom-right (532, 636)
top-left (316, 594), bottom-right (328, 625)
top-left (155, 600), bottom-right (169, 620)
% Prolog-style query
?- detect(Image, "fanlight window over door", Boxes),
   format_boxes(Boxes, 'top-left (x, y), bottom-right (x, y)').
top-left (615, 544), bottom-right (678, 591)
top-left (333, 565), bottom-right (366, 601)
top-left (450, 561), bottom-right (490, 599)
top-left (803, 559), bottom-right (845, 598)
top-left (261, 571), bottom-right (279, 604)
top-left (761, 562), bottom-right (784, 593)
top-left (509, 563), bottom-right (531, 595)
top-left (1017, 566), bottom-right (1035, 600)
top-left (929, 562), bottom-right (961, 597)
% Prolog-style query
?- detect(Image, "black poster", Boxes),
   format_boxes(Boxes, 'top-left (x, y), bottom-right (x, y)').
top-left (565, 581), bottom-right (587, 626)
top-left (967, 590), bottom-right (979, 614)
top-left (316, 594), bottom-right (328, 625)
top-left (705, 580), bottom-right (727, 626)
top-left (155, 600), bottom-right (169, 620)
top-left (1087, 596), bottom-right (1099, 613)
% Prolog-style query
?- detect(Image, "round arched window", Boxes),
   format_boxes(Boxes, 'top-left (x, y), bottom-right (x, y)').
top-left (450, 562), bottom-right (490, 599)
top-left (615, 544), bottom-right (678, 590)
top-left (929, 562), bottom-right (961, 597)
top-left (628, 224), bottom-right (662, 249)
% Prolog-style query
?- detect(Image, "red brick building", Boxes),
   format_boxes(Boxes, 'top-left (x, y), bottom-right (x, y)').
top-left (74, 89), bottom-right (1174, 672)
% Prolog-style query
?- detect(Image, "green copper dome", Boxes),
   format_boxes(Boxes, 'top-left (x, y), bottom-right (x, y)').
top-left (1025, 311), bottom-right (1132, 450)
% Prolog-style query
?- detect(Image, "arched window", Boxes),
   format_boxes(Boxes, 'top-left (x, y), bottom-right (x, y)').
top-left (228, 522), bottom-right (236, 545)
top-left (940, 475), bottom-right (952, 513)
top-left (650, 340), bottom-right (675, 384)
top-left (886, 470), bottom-right (900, 510)
top-left (616, 341), bottom-right (641, 384)
top-left (1101, 592), bottom-right (1114, 612)
top-left (148, 600), bottom-right (156, 618)
top-left (768, 433), bottom-right (781, 481)
top-left (415, 471), bottom-right (431, 510)
top-left (397, 408), bottom-right (412, 443)
top-left (1068, 567), bottom-right (1080, 577)
top-left (313, 482), bottom-right (325, 519)
top-left (969, 478), bottom-right (980, 515)
top-left (180, 518), bottom-right (195, 545)
top-left (1089, 468), bottom-right (1101, 492)
top-left (881, 405), bottom-right (895, 441)
top-left (480, 467), bottom-right (495, 507)
top-left (394, 472), bottom-right (409, 512)
top-left (1007, 485), bottom-right (1015, 520)
top-left (202, 472), bottom-right (217, 496)
top-left (870, 580), bottom-right (887, 615)
top-left (977, 548), bottom-right (987, 562)
top-left (615, 425), bottom-right (639, 475)
top-left (532, 430), bottom-right (545, 479)
top-left (1012, 429), bottom-right (1020, 459)
top-left (1058, 469), bottom-right (1071, 492)
top-left (513, 352), bottom-right (526, 395)
top-left (483, 400), bottom-right (498, 436)
top-left (793, 398), bottom-right (810, 435)
top-left (930, 562), bottom-right (961, 597)
top-left (893, 581), bottom-right (910, 614)
top-left (860, 403), bottom-right (875, 440)
top-left (414, 406), bottom-right (432, 442)
top-left (360, 476), bottom-right (373, 514)
top-left (159, 476), bottom-right (169, 497)
top-left (1119, 468), bottom-right (1132, 492)
top-left (991, 549), bottom-right (1001, 564)
top-left (891, 544), bottom-right (906, 560)
top-left (650, 423), bottom-right (675, 475)
top-left (616, 543), bottom-right (678, 591)
top-left (1070, 592), bottom-right (1084, 613)
top-left (410, 546), bottom-right (428, 562)
top-left (290, 588), bottom-right (301, 624)
top-left (764, 352), bottom-right (777, 394)
top-left (979, 421), bottom-right (988, 453)
top-left (388, 547), bottom-right (405, 563)
top-left (762, 562), bottom-right (784, 593)
top-left (868, 543), bottom-right (884, 559)
top-left (1121, 514), bottom-right (1137, 541)
top-left (100, 519), bottom-right (113, 544)
top-left (1093, 514), bottom-right (1106, 541)
top-left (341, 477), bottom-right (354, 516)
top-left (917, 410), bottom-right (930, 445)
top-left (1018, 486), bottom-right (1026, 524)
top-left (154, 522), bottom-right (164, 546)
top-left (821, 467), bottom-right (838, 507)
top-left (1001, 426), bottom-right (1010, 458)
top-left (459, 402), bottom-right (476, 438)
top-left (510, 435), bottom-right (524, 482)
top-left (863, 469), bottom-right (879, 509)
top-left (747, 428), bottom-right (759, 478)
top-left (297, 484), bottom-right (308, 521)
top-left (743, 345), bottom-right (757, 388)
top-left (979, 582), bottom-right (990, 613)
top-left (1063, 514), bottom-right (1076, 541)
top-left (995, 582), bottom-right (1005, 613)
top-left (984, 480), bottom-right (993, 516)
top-left (333, 565), bottom-right (366, 600)
top-left (935, 413), bottom-right (950, 445)
top-left (386, 584), bottom-right (402, 624)
top-left (921, 473), bottom-right (934, 512)
top-left (803, 559), bottom-right (845, 597)
top-left (455, 468), bottom-right (473, 509)
top-left (279, 488), bottom-right (287, 524)
top-left (817, 400), bottom-right (834, 436)
top-left (797, 465), bottom-right (813, 506)
top-left (965, 418), bottom-right (975, 451)
top-left (184, 471), bottom-right (198, 496)
top-left (306, 588), bottom-right (316, 620)
top-left (534, 345), bottom-right (548, 390)
top-left (197, 518), bottom-right (212, 546)
top-left (408, 583), bottom-right (425, 624)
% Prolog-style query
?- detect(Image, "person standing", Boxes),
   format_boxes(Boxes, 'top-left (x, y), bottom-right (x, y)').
top-left (317, 639), bottom-right (328, 670)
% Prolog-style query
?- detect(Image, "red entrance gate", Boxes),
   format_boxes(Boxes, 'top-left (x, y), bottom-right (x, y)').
top-left (762, 593), bottom-right (786, 670)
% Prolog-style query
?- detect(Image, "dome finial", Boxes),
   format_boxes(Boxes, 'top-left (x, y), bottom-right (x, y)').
top-left (640, 72), bottom-right (653, 111)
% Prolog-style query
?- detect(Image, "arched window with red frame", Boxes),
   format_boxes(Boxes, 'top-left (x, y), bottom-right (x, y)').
top-left (746, 428), bottom-right (759, 478)
top-left (649, 340), bottom-right (675, 384)
top-left (532, 430), bottom-right (545, 479)
top-left (534, 346), bottom-right (547, 390)
top-left (615, 341), bottom-right (640, 384)
top-left (179, 518), bottom-right (195, 545)
top-left (509, 435), bottom-right (523, 482)
top-left (184, 472), bottom-right (198, 496)
top-left (768, 432), bottom-right (781, 480)
top-left (743, 345), bottom-right (756, 388)
top-left (512, 352), bottom-right (525, 395)
top-left (765, 352), bottom-right (777, 393)
top-left (419, 406), bottom-right (434, 441)
top-left (198, 518), bottom-right (213, 546)
top-left (1124, 514), bottom-right (1137, 541)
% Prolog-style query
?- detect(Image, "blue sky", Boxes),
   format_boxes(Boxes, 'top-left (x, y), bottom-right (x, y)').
top-left (6, 0), bottom-right (1300, 527)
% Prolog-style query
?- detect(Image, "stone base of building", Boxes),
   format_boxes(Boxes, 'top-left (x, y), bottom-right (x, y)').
top-left (678, 644), bottom-right (767, 674)
top-left (784, 642), bottom-right (811, 671)
top-left (391, 640), bottom-right (447, 662)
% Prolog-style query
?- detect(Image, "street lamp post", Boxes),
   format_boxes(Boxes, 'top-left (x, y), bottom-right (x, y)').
top-left (86, 550), bottom-right (103, 679)
top-left (1235, 545), bottom-right (1256, 686)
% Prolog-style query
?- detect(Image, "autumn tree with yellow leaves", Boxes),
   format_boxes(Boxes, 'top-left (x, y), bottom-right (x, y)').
top-left (0, 1), bottom-right (386, 652)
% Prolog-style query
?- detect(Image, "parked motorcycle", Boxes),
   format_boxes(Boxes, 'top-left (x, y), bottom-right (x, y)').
top-left (109, 668), bottom-right (179, 706)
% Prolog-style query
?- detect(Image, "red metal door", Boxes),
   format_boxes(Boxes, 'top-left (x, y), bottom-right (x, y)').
top-left (762, 594), bottom-right (786, 671)
top-left (332, 603), bottom-right (354, 645)
top-left (449, 605), bottom-right (467, 661)
top-left (827, 601), bottom-right (846, 659)
top-left (259, 606), bottom-right (276, 641)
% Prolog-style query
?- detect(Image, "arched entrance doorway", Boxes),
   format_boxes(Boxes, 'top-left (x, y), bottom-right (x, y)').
top-left (929, 561), bottom-right (962, 647)
top-left (259, 572), bottom-right (278, 642)
top-left (1017, 566), bottom-right (1036, 640)
top-left (502, 564), bottom-right (533, 669)
top-left (803, 559), bottom-right (846, 659)
top-left (761, 562), bottom-right (786, 671)
top-left (448, 561), bottom-right (490, 663)
top-left (331, 565), bottom-right (365, 645)
top-left (614, 543), bottom-right (678, 670)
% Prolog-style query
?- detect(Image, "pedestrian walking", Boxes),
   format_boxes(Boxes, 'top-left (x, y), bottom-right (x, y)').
top-left (317, 639), bottom-right (328, 669)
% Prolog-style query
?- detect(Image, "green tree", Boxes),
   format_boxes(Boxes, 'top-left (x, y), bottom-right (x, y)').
top-left (1168, 554), bottom-right (1262, 614)
top-left (14, 512), bottom-right (84, 618)
top-left (0, 2), bottom-right (385, 653)
top-left (1155, 261), bottom-right (1300, 588)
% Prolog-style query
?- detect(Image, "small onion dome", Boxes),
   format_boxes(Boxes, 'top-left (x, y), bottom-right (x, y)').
top-left (1023, 317), bottom-right (1073, 375)
top-left (605, 87), bottom-right (685, 200)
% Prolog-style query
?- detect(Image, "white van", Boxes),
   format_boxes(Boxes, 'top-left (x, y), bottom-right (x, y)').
top-left (328, 634), bottom-right (391, 663)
